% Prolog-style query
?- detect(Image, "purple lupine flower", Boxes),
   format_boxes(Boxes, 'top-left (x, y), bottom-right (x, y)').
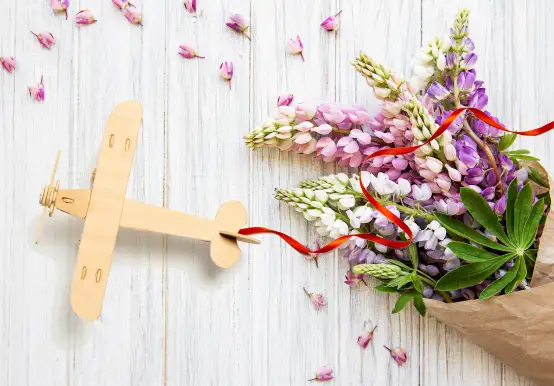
top-left (427, 81), bottom-right (450, 100)
top-left (464, 167), bottom-right (485, 185)
top-left (494, 194), bottom-right (507, 214)
top-left (457, 70), bottom-right (476, 91)
top-left (445, 52), bottom-right (457, 69)
top-left (455, 135), bottom-right (480, 168)
top-left (462, 37), bottom-right (475, 51)
top-left (480, 187), bottom-right (495, 201)
top-left (462, 53), bottom-right (478, 69)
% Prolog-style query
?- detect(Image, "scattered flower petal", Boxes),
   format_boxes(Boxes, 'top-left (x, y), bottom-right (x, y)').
top-left (0, 56), bottom-right (16, 73)
top-left (123, 7), bottom-right (142, 25)
top-left (277, 93), bottom-right (294, 107)
top-left (51, 0), bottom-right (69, 19)
top-left (219, 61), bottom-right (233, 89)
top-left (226, 13), bottom-right (251, 40)
top-left (303, 287), bottom-right (326, 310)
top-left (287, 35), bottom-right (304, 62)
top-left (358, 325), bottom-right (377, 349)
top-left (178, 43), bottom-right (204, 59)
top-left (344, 270), bottom-right (364, 287)
top-left (321, 10), bottom-right (341, 31)
top-left (112, 0), bottom-right (134, 9)
top-left (29, 75), bottom-right (45, 102)
top-left (384, 346), bottom-right (407, 366)
top-left (308, 366), bottom-right (334, 382)
top-left (184, 0), bottom-right (196, 13)
top-left (75, 9), bottom-right (97, 25)
top-left (31, 31), bottom-right (55, 50)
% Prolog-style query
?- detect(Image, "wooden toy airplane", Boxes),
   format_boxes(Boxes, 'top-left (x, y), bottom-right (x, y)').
top-left (36, 101), bottom-right (259, 322)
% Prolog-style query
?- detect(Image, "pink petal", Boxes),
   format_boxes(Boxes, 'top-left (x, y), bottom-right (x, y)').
top-left (343, 140), bottom-right (360, 154)
top-left (294, 132), bottom-right (312, 144)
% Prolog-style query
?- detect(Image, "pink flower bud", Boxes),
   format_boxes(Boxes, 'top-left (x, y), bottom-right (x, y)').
top-left (31, 31), bottom-right (56, 50)
top-left (303, 287), bottom-right (326, 311)
top-left (178, 43), bottom-right (204, 59)
top-left (308, 366), bottom-right (333, 382)
top-left (123, 7), bottom-right (142, 25)
top-left (344, 270), bottom-right (364, 287)
top-left (320, 11), bottom-right (341, 32)
top-left (184, 0), bottom-right (196, 13)
top-left (219, 61), bottom-right (233, 89)
top-left (75, 9), bottom-right (97, 25)
top-left (287, 35), bottom-right (304, 62)
top-left (112, 0), bottom-right (134, 9)
top-left (357, 325), bottom-right (377, 349)
top-left (0, 56), bottom-right (16, 73)
top-left (51, 0), bottom-right (69, 19)
top-left (226, 14), bottom-right (251, 40)
top-left (29, 75), bottom-right (45, 102)
top-left (277, 93), bottom-right (294, 107)
top-left (384, 346), bottom-right (407, 366)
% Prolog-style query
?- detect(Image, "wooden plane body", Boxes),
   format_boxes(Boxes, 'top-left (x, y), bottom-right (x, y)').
top-left (38, 101), bottom-right (258, 321)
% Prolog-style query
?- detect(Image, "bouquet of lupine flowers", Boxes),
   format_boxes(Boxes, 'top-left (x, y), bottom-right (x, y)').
top-left (245, 9), bottom-right (554, 384)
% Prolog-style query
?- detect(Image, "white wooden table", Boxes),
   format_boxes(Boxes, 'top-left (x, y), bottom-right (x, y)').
top-left (0, 1), bottom-right (549, 385)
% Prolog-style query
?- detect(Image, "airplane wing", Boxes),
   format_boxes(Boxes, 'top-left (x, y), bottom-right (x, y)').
top-left (70, 101), bottom-right (143, 321)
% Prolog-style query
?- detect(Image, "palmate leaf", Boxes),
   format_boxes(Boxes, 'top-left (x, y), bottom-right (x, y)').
top-left (460, 188), bottom-right (512, 247)
top-left (523, 198), bottom-right (545, 249)
top-left (506, 179), bottom-right (518, 240)
top-left (411, 272), bottom-right (424, 293)
top-left (503, 149), bottom-right (540, 162)
top-left (435, 253), bottom-right (514, 291)
top-left (392, 292), bottom-right (416, 313)
top-left (413, 293), bottom-right (426, 316)
top-left (434, 213), bottom-right (512, 252)
top-left (514, 183), bottom-right (533, 247)
top-left (505, 256), bottom-right (527, 294)
top-left (375, 284), bottom-right (398, 293)
top-left (446, 242), bottom-right (503, 262)
top-left (479, 258), bottom-right (520, 299)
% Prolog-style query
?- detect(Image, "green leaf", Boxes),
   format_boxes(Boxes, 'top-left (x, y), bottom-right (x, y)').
top-left (392, 292), bottom-right (416, 313)
top-left (506, 179), bottom-right (518, 239)
top-left (504, 149), bottom-right (531, 155)
top-left (514, 184), bottom-right (533, 246)
top-left (523, 198), bottom-right (545, 249)
top-left (510, 154), bottom-right (540, 161)
top-left (375, 284), bottom-right (399, 293)
top-left (460, 188), bottom-right (511, 246)
top-left (446, 241), bottom-right (503, 262)
top-left (413, 293), bottom-right (426, 316)
top-left (412, 273), bottom-right (424, 294)
top-left (505, 256), bottom-right (527, 294)
top-left (408, 243), bottom-right (419, 269)
top-left (479, 258), bottom-right (519, 299)
top-left (528, 166), bottom-right (550, 188)
top-left (435, 254), bottom-right (513, 291)
top-left (395, 274), bottom-right (414, 290)
top-left (498, 133), bottom-right (517, 151)
top-left (435, 213), bottom-right (512, 252)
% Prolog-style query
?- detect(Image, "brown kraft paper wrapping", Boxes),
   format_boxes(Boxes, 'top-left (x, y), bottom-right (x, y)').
top-left (425, 165), bottom-right (554, 385)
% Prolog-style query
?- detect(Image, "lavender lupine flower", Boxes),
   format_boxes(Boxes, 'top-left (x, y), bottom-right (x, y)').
top-left (29, 75), bottom-right (45, 102)
top-left (321, 11), bottom-right (341, 32)
top-left (226, 14), bottom-right (251, 40)
top-left (287, 35), bottom-right (304, 61)
top-left (75, 9), bottom-right (97, 25)
top-left (219, 61), bottom-right (233, 89)
top-left (308, 367), bottom-right (334, 382)
top-left (183, 0), bottom-right (196, 13)
top-left (51, 0), bottom-right (69, 19)
top-left (0, 57), bottom-right (16, 73)
top-left (123, 7), bottom-right (142, 25)
top-left (31, 31), bottom-right (56, 50)
top-left (178, 44), bottom-right (204, 59)
top-left (427, 82), bottom-right (450, 101)
top-left (277, 93), bottom-right (294, 107)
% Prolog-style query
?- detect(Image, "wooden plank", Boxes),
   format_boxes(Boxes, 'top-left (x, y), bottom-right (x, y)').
top-left (70, 101), bottom-right (142, 321)
top-left (335, 1), bottom-right (422, 385)
top-left (70, 1), bottom-right (166, 384)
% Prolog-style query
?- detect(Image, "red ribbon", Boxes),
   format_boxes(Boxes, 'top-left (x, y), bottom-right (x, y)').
top-left (239, 107), bottom-right (554, 255)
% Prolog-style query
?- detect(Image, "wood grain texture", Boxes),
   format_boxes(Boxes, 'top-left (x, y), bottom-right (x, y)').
top-left (0, 0), bottom-right (550, 385)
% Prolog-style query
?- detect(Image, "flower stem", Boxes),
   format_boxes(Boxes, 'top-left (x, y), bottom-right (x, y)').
top-left (303, 287), bottom-right (311, 297)
top-left (378, 199), bottom-right (436, 222)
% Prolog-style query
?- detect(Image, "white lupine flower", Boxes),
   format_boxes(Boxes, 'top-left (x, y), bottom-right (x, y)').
top-left (414, 220), bottom-right (447, 250)
top-left (278, 106), bottom-right (295, 120)
top-left (338, 194), bottom-right (356, 210)
top-left (303, 209), bottom-right (322, 221)
top-left (410, 36), bottom-right (451, 91)
top-left (353, 206), bottom-right (374, 223)
top-left (329, 219), bottom-right (349, 239)
top-left (445, 164), bottom-right (462, 182)
top-left (314, 220), bottom-right (330, 237)
top-left (425, 157), bottom-right (443, 173)
top-left (370, 173), bottom-right (397, 195)
top-left (303, 189), bottom-right (315, 200)
top-left (335, 173), bottom-right (349, 185)
top-left (350, 171), bottom-right (371, 193)
top-left (346, 210), bottom-right (361, 228)
top-left (314, 190), bottom-right (328, 204)
top-left (395, 178), bottom-right (411, 196)
top-left (412, 184), bottom-right (432, 201)
top-left (320, 207), bottom-right (336, 226)
top-left (403, 218), bottom-right (421, 239)
top-left (375, 243), bottom-right (388, 253)
top-left (436, 54), bottom-right (446, 71)
top-left (349, 230), bottom-right (367, 248)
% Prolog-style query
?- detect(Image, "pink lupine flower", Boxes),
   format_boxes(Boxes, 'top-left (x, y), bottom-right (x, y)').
top-left (305, 240), bottom-right (320, 267)
top-left (29, 75), bottom-right (45, 102)
top-left (358, 325), bottom-right (377, 349)
top-left (184, 0), bottom-right (196, 13)
top-left (308, 366), bottom-right (334, 382)
top-left (123, 7), bottom-right (142, 25)
top-left (321, 11), bottom-right (341, 31)
top-left (112, 0), bottom-right (134, 10)
top-left (75, 9), bottom-right (97, 25)
top-left (384, 346), bottom-right (407, 366)
top-left (344, 270), bottom-right (364, 287)
top-left (219, 61), bottom-right (233, 90)
top-left (51, 0), bottom-right (69, 19)
top-left (31, 31), bottom-right (55, 50)
top-left (0, 57), bottom-right (16, 73)
top-left (226, 14), bottom-right (251, 40)
top-left (277, 93), bottom-right (293, 107)
top-left (303, 287), bottom-right (326, 310)
top-left (287, 35), bottom-right (304, 62)
top-left (178, 44), bottom-right (204, 59)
